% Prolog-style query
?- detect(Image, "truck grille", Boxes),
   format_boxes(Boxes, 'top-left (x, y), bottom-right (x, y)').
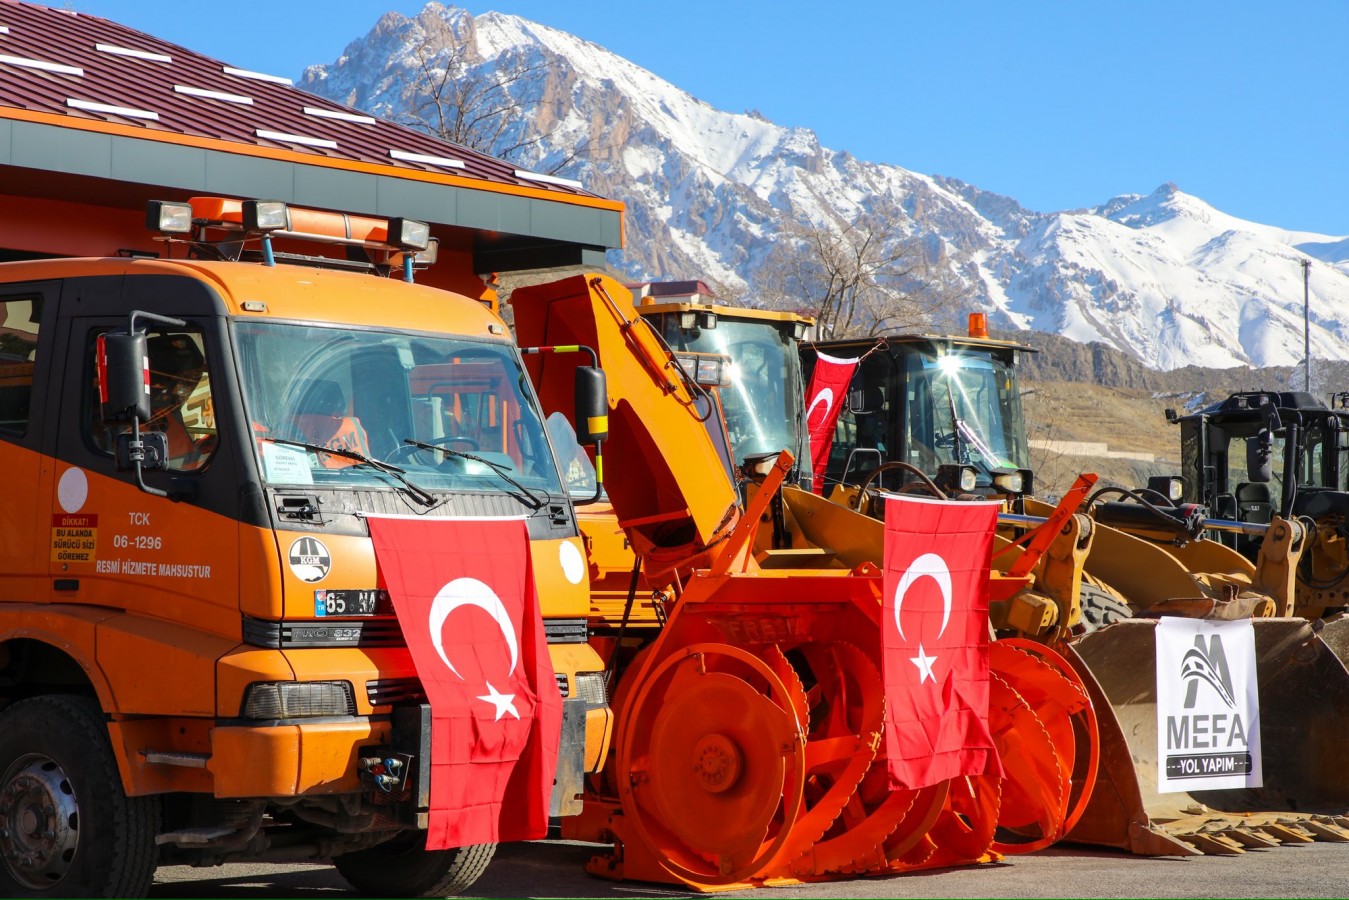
top-left (367, 678), bottom-right (426, 708)
top-left (242, 617), bottom-right (404, 649)
top-left (544, 618), bottom-right (588, 644)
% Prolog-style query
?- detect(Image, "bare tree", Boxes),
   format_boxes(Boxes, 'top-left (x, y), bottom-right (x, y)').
top-left (392, 18), bottom-right (616, 176)
top-left (396, 32), bottom-right (555, 164)
top-left (754, 205), bottom-right (952, 338)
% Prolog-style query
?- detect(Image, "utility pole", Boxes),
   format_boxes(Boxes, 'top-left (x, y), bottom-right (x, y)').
top-left (1303, 258), bottom-right (1312, 392)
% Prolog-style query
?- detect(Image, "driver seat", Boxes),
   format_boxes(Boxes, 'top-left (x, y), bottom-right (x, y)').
top-left (294, 379), bottom-right (371, 467)
top-left (1235, 481), bottom-right (1274, 526)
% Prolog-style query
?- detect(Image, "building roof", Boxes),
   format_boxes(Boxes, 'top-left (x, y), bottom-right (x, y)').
top-left (0, 1), bottom-right (623, 271)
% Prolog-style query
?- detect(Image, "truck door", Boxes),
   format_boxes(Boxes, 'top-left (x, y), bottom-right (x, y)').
top-left (52, 307), bottom-right (242, 635)
top-left (0, 281), bottom-right (58, 602)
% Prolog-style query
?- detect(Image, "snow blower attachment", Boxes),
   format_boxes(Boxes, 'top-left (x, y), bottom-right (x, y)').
top-left (801, 466), bottom-right (1349, 857)
top-left (798, 336), bottom-right (1349, 856)
top-left (762, 474), bottom-right (1104, 856)
top-left (512, 274), bottom-right (1014, 890)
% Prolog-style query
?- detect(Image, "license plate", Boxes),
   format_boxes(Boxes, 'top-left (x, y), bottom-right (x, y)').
top-left (314, 589), bottom-right (388, 617)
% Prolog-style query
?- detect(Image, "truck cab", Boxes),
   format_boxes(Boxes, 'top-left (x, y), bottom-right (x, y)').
top-left (0, 200), bottom-right (611, 897)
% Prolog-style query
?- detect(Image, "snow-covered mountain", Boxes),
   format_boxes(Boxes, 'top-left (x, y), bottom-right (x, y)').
top-left (301, 3), bottom-right (1349, 371)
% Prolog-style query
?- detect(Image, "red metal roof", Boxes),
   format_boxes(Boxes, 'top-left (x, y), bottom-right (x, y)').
top-left (0, 0), bottom-right (598, 199)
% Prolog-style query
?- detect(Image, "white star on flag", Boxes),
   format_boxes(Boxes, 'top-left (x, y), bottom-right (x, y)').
top-left (910, 644), bottom-right (938, 684)
top-left (477, 682), bottom-right (520, 721)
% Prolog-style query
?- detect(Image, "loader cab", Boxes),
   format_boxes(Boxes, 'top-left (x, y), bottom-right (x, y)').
top-left (1176, 391), bottom-right (1349, 555)
top-left (805, 334), bottom-right (1033, 497)
top-left (638, 294), bottom-right (812, 486)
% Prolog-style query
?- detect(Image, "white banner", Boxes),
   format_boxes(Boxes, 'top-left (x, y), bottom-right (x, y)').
top-left (1155, 617), bottom-right (1262, 792)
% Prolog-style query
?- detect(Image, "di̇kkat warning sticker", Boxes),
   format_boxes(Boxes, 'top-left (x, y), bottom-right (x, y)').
top-left (1155, 617), bottom-right (1262, 792)
top-left (51, 513), bottom-right (98, 564)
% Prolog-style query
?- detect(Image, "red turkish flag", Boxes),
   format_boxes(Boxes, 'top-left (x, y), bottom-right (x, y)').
top-left (805, 351), bottom-right (859, 494)
top-left (881, 494), bottom-right (1003, 789)
top-left (366, 515), bottom-right (562, 848)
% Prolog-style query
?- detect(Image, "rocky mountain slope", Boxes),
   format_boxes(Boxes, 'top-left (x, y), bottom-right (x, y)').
top-left (300, 3), bottom-right (1349, 371)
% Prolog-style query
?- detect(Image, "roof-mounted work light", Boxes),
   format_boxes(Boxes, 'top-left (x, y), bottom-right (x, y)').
top-left (242, 200), bottom-right (289, 232)
top-left (411, 237), bottom-right (439, 266)
top-left (387, 217), bottom-right (431, 251)
top-left (146, 200), bottom-right (193, 234)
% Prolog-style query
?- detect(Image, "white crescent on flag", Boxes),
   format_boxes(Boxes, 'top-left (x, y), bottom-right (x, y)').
top-left (806, 386), bottom-right (834, 425)
top-left (892, 552), bottom-right (953, 641)
top-left (428, 577), bottom-right (521, 678)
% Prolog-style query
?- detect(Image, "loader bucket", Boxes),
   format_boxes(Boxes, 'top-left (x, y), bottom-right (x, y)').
top-left (1067, 618), bottom-right (1349, 853)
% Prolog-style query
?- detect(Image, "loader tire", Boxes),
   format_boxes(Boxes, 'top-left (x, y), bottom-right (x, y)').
top-left (0, 694), bottom-right (160, 898)
top-left (1079, 584), bottom-right (1133, 632)
top-left (334, 832), bottom-right (495, 897)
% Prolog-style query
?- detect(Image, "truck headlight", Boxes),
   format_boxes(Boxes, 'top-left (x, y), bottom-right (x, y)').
top-left (241, 681), bottom-right (355, 718)
top-left (571, 671), bottom-right (608, 707)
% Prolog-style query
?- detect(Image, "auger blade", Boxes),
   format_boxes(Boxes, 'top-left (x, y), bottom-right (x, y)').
top-left (984, 670), bottom-right (1068, 854)
top-left (777, 642), bottom-right (885, 876)
top-left (990, 639), bottom-right (1099, 848)
top-left (615, 643), bottom-right (807, 887)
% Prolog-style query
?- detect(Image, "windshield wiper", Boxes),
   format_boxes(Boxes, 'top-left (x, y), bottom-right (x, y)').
top-left (401, 438), bottom-right (544, 509)
top-left (942, 378), bottom-right (968, 465)
top-left (262, 437), bottom-right (439, 507)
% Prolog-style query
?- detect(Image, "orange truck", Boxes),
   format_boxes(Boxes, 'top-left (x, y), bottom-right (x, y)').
top-left (0, 198), bottom-right (611, 897)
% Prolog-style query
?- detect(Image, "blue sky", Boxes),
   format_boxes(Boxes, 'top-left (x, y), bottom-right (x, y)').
top-left (66, 1), bottom-right (1348, 235)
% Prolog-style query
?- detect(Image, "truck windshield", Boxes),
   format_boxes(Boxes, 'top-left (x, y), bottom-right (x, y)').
top-left (904, 348), bottom-right (1029, 479)
top-left (236, 322), bottom-right (563, 497)
top-left (657, 317), bottom-right (804, 465)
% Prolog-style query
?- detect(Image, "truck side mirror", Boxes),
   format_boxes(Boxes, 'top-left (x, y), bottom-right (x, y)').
top-left (98, 331), bottom-right (151, 422)
top-left (1246, 429), bottom-right (1273, 484)
top-left (574, 366), bottom-right (608, 445)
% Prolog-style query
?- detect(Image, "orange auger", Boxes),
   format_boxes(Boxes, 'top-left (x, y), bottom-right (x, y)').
top-left (513, 274), bottom-right (1006, 890)
top-left (757, 474), bottom-right (1104, 859)
top-left (981, 476), bottom-right (1103, 854)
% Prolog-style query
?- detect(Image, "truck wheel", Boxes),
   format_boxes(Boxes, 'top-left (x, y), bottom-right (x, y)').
top-left (334, 833), bottom-right (495, 898)
top-left (0, 695), bottom-right (160, 897)
top-left (1079, 584), bottom-right (1133, 632)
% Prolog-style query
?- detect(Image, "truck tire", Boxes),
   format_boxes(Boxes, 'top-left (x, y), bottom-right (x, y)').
top-left (0, 695), bottom-right (160, 897)
top-left (334, 833), bottom-right (495, 898)
top-left (1079, 583), bottom-right (1133, 632)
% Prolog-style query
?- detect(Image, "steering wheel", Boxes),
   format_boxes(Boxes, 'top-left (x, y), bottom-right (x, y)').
top-left (385, 435), bottom-right (480, 464)
top-left (851, 461), bottom-right (946, 517)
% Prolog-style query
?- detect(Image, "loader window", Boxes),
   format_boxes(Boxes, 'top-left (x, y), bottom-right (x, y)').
top-left (657, 317), bottom-right (804, 467)
top-left (829, 353), bottom-right (893, 486)
top-left (903, 347), bottom-right (1029, 483)
top-left (1339, 428), bottom-right (1349, 492)
top-left (0, 295), bottom-right (42, 434)
top-left (87, 329), bottom-right (218, 472)
top-left (1223, 433), bottom-right (1284, 496)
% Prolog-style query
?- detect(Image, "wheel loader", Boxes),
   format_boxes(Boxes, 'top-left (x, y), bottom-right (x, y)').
top-left (596, 292), bottom-right (1349, 855)
top-left (802, 334), bottom-right (1349, 856)
top-left (511, 274), bottom-right (1011, 891)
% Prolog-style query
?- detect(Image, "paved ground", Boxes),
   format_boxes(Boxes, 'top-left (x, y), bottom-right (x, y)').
top-left (151, 838), bottom-right (1349, 898)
